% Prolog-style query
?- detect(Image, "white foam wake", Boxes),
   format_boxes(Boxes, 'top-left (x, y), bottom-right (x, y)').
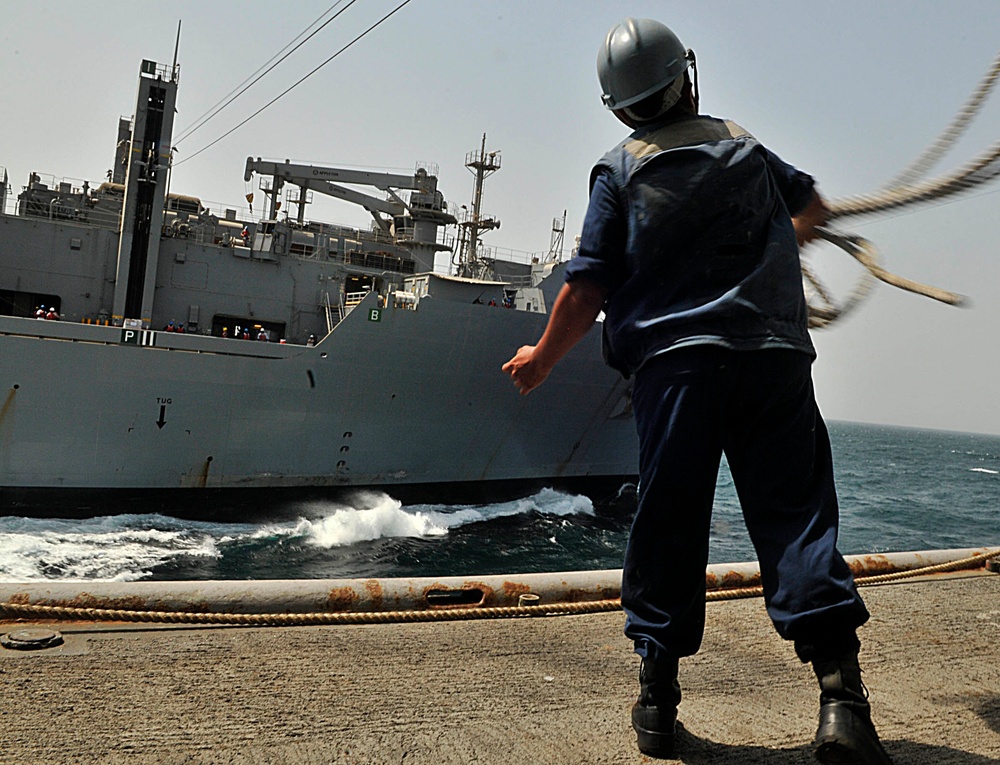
top-left (0, 522), bottom-right (219, 582)
top-left (267, 488), bottom-right (596, 549)
top-left (0, 489), bottom-right (596, 581)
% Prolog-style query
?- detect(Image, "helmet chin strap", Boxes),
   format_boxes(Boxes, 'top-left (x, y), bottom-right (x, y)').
top-left (687, 49), bottom-right (699, 113)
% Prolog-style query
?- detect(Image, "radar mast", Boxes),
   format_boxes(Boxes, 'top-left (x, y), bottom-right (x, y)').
top-left (454, 134), bottom-right (501, 279)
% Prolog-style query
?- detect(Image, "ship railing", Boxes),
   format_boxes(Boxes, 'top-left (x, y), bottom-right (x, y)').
top-left (391, 224), bottom-right (452, 250)
top-left (505, 274), bottom-right (534, 289)
top-left (75, 206), bottom-right (122, 231)
top-left (177, 199), bottom-right (459, 258)
top-left (394, 224), bottom-right (416, 243)
top-left (183, 226), bottom-right (209, 245)
top-left (484, 244), bottom-right (554, 267)
top-left (364, 222), bottom-right (397, 245)
top-left (14, 198), bottom-right (122, 231)
top-left (141, 59), bottom-right (179, 84)
top-left (344, 250), bottom-right (416, 274)
top-left (344, 290), bottom-right (370, 313)
top-left (4, 171), bottom-right (123, 231)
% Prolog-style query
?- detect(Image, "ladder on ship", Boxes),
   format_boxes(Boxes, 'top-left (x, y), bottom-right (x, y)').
top-left (323, 288), bottom-right (373, 334)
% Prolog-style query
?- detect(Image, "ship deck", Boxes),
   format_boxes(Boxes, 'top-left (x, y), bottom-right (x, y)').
top-left (2, 570), bottom-right (998, 764)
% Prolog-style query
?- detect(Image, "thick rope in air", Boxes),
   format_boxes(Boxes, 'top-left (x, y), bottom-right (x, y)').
top-left (829, 139), bottom-right (1000, 222)
top-left (802, 235), bottom-right (878, 330)
top-left (2, 550), bottom-right (996, 627)
top-left (831, 48), bottom-right (1000, 221)
top-left (882, 50), bottom-right (1000, 189)
top-left (805, 228), bottom-right (965, 329)
top-left (806, 48), bottom-right (1000, 327)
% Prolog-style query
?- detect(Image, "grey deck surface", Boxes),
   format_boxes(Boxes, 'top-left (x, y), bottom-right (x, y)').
top-left (2, 571), bottom-right (998, 764)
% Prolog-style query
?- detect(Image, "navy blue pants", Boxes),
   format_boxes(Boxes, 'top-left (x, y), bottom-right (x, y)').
top-left (622, 346), bottom-right (870, 661)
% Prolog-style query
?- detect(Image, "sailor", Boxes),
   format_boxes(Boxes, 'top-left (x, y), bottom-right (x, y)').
top-left (35, 305), bottom-right (46, 319)
top-left (257, 328), bottom-right (268, 341)
top-left (164, 321), bottom-right (175, 332)
top-left (176, 323), bottom-right (185, 334)
top-left (502, 18), bottom-right (890, 764)
top-left (306, 334), bottom-right (317, 347)
top-left (45, 306), bottom-right (60, 320)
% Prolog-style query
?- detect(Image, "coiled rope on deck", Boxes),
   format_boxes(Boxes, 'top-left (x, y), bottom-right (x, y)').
top-left (804, 50), bottom-right (1000, 327)
top-left (1, 549), bottom-right (996, 627)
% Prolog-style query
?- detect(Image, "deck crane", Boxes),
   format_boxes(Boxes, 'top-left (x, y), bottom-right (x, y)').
top-left (243, 157), bottom-right (455, 254)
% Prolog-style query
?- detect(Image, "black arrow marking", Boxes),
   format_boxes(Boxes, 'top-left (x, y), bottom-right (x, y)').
top-left (156, 404), bottom-right (167, 429)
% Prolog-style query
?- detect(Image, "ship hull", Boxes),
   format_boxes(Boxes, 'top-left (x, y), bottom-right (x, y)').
top-left (0, 294), bottom-right (638, 517)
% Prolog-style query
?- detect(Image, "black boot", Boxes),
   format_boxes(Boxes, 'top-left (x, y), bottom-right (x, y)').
top-left (811, 651), bottom-right (892, 764)
top-left (631, 656), bottom-right (681, 759)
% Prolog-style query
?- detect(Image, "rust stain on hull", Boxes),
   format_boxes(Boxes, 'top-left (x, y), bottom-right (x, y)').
top-left (197, 457), bottom-right (213, 489)
top-left (0, 387), bottom-right (16, 425)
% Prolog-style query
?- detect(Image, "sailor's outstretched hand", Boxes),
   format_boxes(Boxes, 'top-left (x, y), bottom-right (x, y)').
top-left (502, 345), bottom-right (551, 395)
top-left (792, 190), bottom-right (829, 247)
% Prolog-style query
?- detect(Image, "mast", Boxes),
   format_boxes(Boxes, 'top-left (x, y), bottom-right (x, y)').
top-left (111, 59), bottom-right (179, 328)
top-left (547, 210), bottom-right (567, 263)
top-left (456, 134), bottom-right (500, 278)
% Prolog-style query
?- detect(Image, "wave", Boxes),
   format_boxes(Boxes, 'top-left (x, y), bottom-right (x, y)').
top-left (0, 518), bottom-right (221, 582)
top-left (969, 467), bottom-right (999, 475)
top-left (258, 487), bottom-right (595, 550)
top-left (0, 489), bottom-right (594, 582)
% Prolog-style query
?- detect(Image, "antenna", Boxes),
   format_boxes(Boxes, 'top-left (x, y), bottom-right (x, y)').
top-left (172, 20), bottom-right (182, 82)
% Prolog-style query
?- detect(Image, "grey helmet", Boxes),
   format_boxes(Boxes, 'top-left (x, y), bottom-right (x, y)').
top-left (597, 18), bottom-right (694, 111)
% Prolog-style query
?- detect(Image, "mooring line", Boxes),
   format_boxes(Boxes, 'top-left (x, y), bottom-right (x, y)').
top-left (2, 550), bottom-right (996, 628)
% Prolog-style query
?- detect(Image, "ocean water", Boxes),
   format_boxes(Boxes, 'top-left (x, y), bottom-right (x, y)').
top-left (0, 421), bottom-right (997, 583)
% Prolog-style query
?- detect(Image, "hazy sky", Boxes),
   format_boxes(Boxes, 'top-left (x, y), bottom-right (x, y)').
top-left (2, 1), bottom-right (999, 436)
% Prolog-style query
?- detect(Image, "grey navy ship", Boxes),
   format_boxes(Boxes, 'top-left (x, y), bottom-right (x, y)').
top-left (0, 59), bottom-right (638, 517)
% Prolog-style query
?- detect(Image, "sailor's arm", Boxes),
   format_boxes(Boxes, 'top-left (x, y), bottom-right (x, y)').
top-left (760, 148), bottom-right (829, 248)
top-left (502, 278), bottom-right (608, 395)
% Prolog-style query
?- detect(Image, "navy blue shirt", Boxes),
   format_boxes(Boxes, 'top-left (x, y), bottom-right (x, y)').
top-left (567, 114), bottom-right (817, 375)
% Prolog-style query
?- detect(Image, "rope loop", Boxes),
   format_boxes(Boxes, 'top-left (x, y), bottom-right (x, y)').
top-left (805, 48), bottom-right (1000, 328)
